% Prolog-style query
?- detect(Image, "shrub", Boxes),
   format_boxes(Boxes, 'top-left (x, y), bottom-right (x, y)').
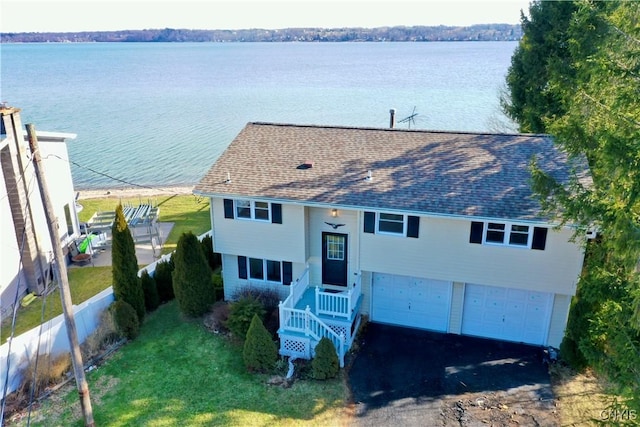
top-left (172, 232), bottom-right (215, 317)
top-left (312, 337), bottom-right (339, 380)
top-left (204, 301), bottom-right (230, 334)
top-left (212, 272), bottom-right (224, 301)
top-left (109, 300), bottom-right (140, 340)
top-left (154, 258), bottom-right (175, 302)
top-left (200, 235), bottom-right (221, 271)
top-left (243, 314), bottom-right (278, 372)
top-left (232, 287), bottom-right (280, 313)
top-left (81, 307), bottom-right (122, 361)
top-left (140, 270), bottom-right (160, 312)
top-left (111, 204), bottom-right (145, 322)
top-left (18, 353), bottom-right (72, 398)
top-left (226, 296), bottom-right (266, 340)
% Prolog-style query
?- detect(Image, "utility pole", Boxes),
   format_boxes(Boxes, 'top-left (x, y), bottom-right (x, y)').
top-left (26, 124), bottom-right (95, 426)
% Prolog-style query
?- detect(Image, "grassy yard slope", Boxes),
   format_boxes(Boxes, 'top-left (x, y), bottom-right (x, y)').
top-left (24, 302), bottom-right (349, 426)
top-left (2, 195), bottom-right (210, 342)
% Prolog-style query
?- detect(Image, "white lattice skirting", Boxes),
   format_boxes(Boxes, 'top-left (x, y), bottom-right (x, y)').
top-left (280, 335), bottom-right (311, 359)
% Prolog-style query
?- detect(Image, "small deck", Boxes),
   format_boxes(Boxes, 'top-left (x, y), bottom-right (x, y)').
top-left (294, 286), bottom-right (363, 323)
top-left (278, 269), bottom-right (363, 367)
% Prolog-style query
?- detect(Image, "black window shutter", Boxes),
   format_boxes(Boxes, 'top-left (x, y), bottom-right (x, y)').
top-left (469, 221), bottom-right (484, 244)
top-left (223, 199), bottom-right (234, 219)
top-left (364, 211), bottom-right (375, 234)
top-left (532, 227), bottom-right (548, 250)
top-left (237, 256), bottom-right (247, 279)
top-left (271, 203), bottom-right (282, 224)
top-left (282, 261), bottom-right (293, 285)
top-left (407, 216), bottom-right (420, 238)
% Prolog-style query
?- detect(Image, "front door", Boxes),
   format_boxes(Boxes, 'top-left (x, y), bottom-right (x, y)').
top-left (322, 232), bottom-right (348, 286)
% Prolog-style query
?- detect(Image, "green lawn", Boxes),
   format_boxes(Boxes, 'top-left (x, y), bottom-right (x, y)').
top-left (2, 195), bottom-right (211, 342)
top-left (1, 267), bottom-right (113, 342)
top-left (20, 302), bottom-right (350, 426)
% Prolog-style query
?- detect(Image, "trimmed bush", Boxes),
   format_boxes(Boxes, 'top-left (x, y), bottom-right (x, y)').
top-left (212, 272), bottom-right (224, 301)
top-left (154, 258), bottom-right (175, 302)
top-left (312, 337), bottom-right (339, 380)
top-left (172, 232), bottom-right (215, 317)
top-left (200, 235), bottom-right (221, 271)
top-left (141, 270), bottom-right (160, 312)
top-left (109, 300), bottom-right (140, 340)
top-left (232, 287), bottom-right (280, 313)
top-left (111, 204), bottom-right (145, 322)
top-left (226, 296), bottom-right (266, 340)
top-left (243, 314), bottom-right (278, 372)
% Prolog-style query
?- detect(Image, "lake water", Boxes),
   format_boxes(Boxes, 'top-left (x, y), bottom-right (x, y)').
top-left (1, 42), bottom-right (518, 189)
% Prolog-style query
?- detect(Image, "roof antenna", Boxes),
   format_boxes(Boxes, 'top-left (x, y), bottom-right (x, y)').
top-left (398, 106), bottom-right (418, 129)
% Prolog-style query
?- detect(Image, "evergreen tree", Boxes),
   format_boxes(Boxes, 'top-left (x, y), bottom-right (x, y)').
top-left (140, 270), bottom-right (160, 312)
top-left (312, 337), bottom-right (339, 380)
top-left (243, 314), bottom-right (277, 372)
top-left (154, 258), bottom-right (175, 302)
top-left (111, 204), bottom-right (145, 322)
top-left (506, 0), bottom-right (640, 410)
top-left (172, 232), bottom-right (215, 317)
top-left (502, 0), bottom-right (578, 133)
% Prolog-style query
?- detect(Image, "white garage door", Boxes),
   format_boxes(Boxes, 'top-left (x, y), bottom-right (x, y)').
top-left (461, 283), bottom-right (553, 345)
top-left (372, 273), bottom-right (452, 332)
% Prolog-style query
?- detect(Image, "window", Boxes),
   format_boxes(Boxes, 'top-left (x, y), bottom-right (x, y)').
top-left (486, 222), bottom-right (506, 243)
top-left (230, 199), bottom-right (272, 221)
top-left (239, 256), bottom-right (286, 283)
top-left (509, 225), bottom-right (530, 246)
top-left (63, 204), bottom-right (74, 236)
top-left (236, 200), bottom-right (251, 219)
top-left (266, 260), bottom-right (281, 282)
top-left (254, 201), bottom-right (270, 220)
top-left (364, 211), bottom-right (420, 238)
top-left (326, 234), bottom-right (345, 260)
top-left (476, 221), bottom-right (533, 248)
top-left (224, 199), bottom-right (282, 223)
top-left (378, 213), bottom-right (405, 234)
top-left (249, 257), bottom-right (264, 279)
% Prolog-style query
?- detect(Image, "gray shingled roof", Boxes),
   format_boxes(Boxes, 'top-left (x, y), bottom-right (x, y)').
top-left (194, 123), bottom-right (585, 221)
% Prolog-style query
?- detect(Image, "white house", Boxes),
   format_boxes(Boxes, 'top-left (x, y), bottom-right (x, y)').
top-left (194, 122), bottom-right (589, 366)
top-left (1, 106), bottom-right (80, 319)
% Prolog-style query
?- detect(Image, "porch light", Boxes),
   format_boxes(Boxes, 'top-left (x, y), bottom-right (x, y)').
top-left (331, 209), bottom-right (339, 218)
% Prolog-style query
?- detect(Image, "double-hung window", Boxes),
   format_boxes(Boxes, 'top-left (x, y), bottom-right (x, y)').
top-left (483, 222), bottom-right (531, 247)
top-left (470, 221), bottom-right (547, 250)
top-left (377, 213), bottom-right (405, 235)
top-left (239, 256), bottom-right (285, 283)
top-left (364, 211), bottom-right (420, 238)
top-left (234, 200), bottom-right (270, 221)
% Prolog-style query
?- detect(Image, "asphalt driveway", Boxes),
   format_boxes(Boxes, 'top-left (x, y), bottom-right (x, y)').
top-left (347, 323), bottom-right (557, 426)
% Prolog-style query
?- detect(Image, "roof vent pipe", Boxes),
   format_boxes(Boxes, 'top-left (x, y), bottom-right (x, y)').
top-left (389, 108), bottom-right (396, 129)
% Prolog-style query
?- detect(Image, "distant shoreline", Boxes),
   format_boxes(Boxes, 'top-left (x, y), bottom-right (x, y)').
top-left (2, 24), bottom-right (522, 43)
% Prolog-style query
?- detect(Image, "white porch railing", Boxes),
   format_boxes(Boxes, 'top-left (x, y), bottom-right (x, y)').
top-left (315, 271), bottom-right (362, 319)
top-left (279, 265), bottom-right (346, 367)
top-left (279, 306), bottom-right (345, 368)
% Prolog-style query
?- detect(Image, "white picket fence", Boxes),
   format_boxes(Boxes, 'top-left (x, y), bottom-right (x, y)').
top-left (0, 230), bottom-right (211, 397)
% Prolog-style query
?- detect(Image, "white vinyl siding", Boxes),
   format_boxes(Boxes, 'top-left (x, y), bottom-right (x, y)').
top-left (360, 216), bottom-right (583, 296)
top-left (212, 198), bottom-right (306, 263)
top-left (547, 294), bottom-right (571, 348)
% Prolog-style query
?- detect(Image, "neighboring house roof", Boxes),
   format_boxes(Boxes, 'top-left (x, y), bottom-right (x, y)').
top-left (194, 122), bottom-right (588, 222)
